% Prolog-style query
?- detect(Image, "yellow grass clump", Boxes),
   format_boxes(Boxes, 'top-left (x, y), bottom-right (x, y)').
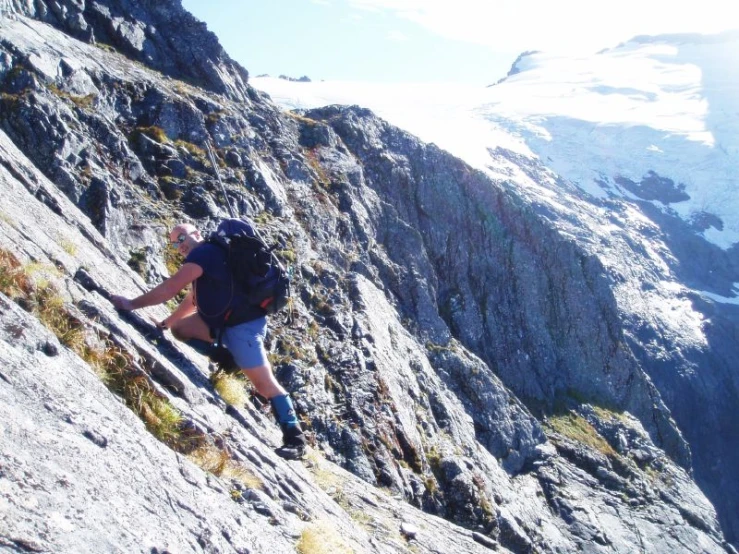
top-left (211, 372), bottom-right (248, 406)
top-left (188, 445), bottom-right (263, 489)
top-left (296, 521), bottom-right (355, 554)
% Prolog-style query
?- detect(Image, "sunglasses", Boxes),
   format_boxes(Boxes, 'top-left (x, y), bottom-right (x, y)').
top-left (171, 233), bottom-right (189, 246)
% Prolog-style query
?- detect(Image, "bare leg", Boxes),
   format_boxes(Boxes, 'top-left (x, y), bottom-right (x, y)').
top-left (170, 312), bottom-right (212, 342)
top-left (242, 363), bottom-right (286, 399)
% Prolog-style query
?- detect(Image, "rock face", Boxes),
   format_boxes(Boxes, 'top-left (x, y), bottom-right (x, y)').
top-left (4, 0), bottom-right (250, 100)
top-left (0, 5), bottom-right (735, 554)
top-left (484, 144), bottom-right (739, 547)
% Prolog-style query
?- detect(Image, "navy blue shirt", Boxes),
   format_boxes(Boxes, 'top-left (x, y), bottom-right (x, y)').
top-left (185, 242), bottom-right (258, 329)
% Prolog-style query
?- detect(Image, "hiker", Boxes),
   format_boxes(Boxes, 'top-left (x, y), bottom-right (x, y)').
top-left (110, 221), bottom-right (306, 459)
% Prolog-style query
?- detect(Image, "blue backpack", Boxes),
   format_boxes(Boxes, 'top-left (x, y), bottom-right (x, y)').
top-left (209, 218), bottom-right (291, 315)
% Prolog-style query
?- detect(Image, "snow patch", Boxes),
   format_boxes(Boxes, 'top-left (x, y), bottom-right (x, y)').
top-left (698, 285), bottom-right (739, 306)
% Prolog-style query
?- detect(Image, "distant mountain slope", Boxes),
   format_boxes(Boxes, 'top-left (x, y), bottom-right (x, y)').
top-left (483, 30), bottom-right (739, 250)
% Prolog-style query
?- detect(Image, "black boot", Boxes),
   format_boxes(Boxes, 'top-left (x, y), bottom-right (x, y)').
top-left (275, 424), bottom-right (306, 460)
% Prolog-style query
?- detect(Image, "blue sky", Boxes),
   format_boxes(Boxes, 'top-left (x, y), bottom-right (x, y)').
top-left (181, 0), bottom-right (518, 84)
top-left (181, 0), bottom-right (736, 85)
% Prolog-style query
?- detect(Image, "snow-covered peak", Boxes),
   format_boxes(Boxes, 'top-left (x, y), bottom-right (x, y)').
top-left (252, 30), bottom-right (739, 248)
top-left (483, 30), bottom-right (739, 247)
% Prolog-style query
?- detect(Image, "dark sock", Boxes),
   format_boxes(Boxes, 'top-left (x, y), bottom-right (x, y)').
top-left (185, 339), bottom-right (238, 371)
top-left (185, 338), bottom-right (215, 357)
top-left (209, 347), bottom-right (239, 372)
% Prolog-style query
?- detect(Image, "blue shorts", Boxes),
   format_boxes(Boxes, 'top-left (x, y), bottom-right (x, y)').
top-left (220, 317), bottom-right (268, 369)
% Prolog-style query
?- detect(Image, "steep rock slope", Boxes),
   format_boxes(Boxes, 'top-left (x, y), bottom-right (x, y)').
top-left (0, 6), bottom-right (733, 553)
top-left (0, 104), bottom-right (505, 554)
